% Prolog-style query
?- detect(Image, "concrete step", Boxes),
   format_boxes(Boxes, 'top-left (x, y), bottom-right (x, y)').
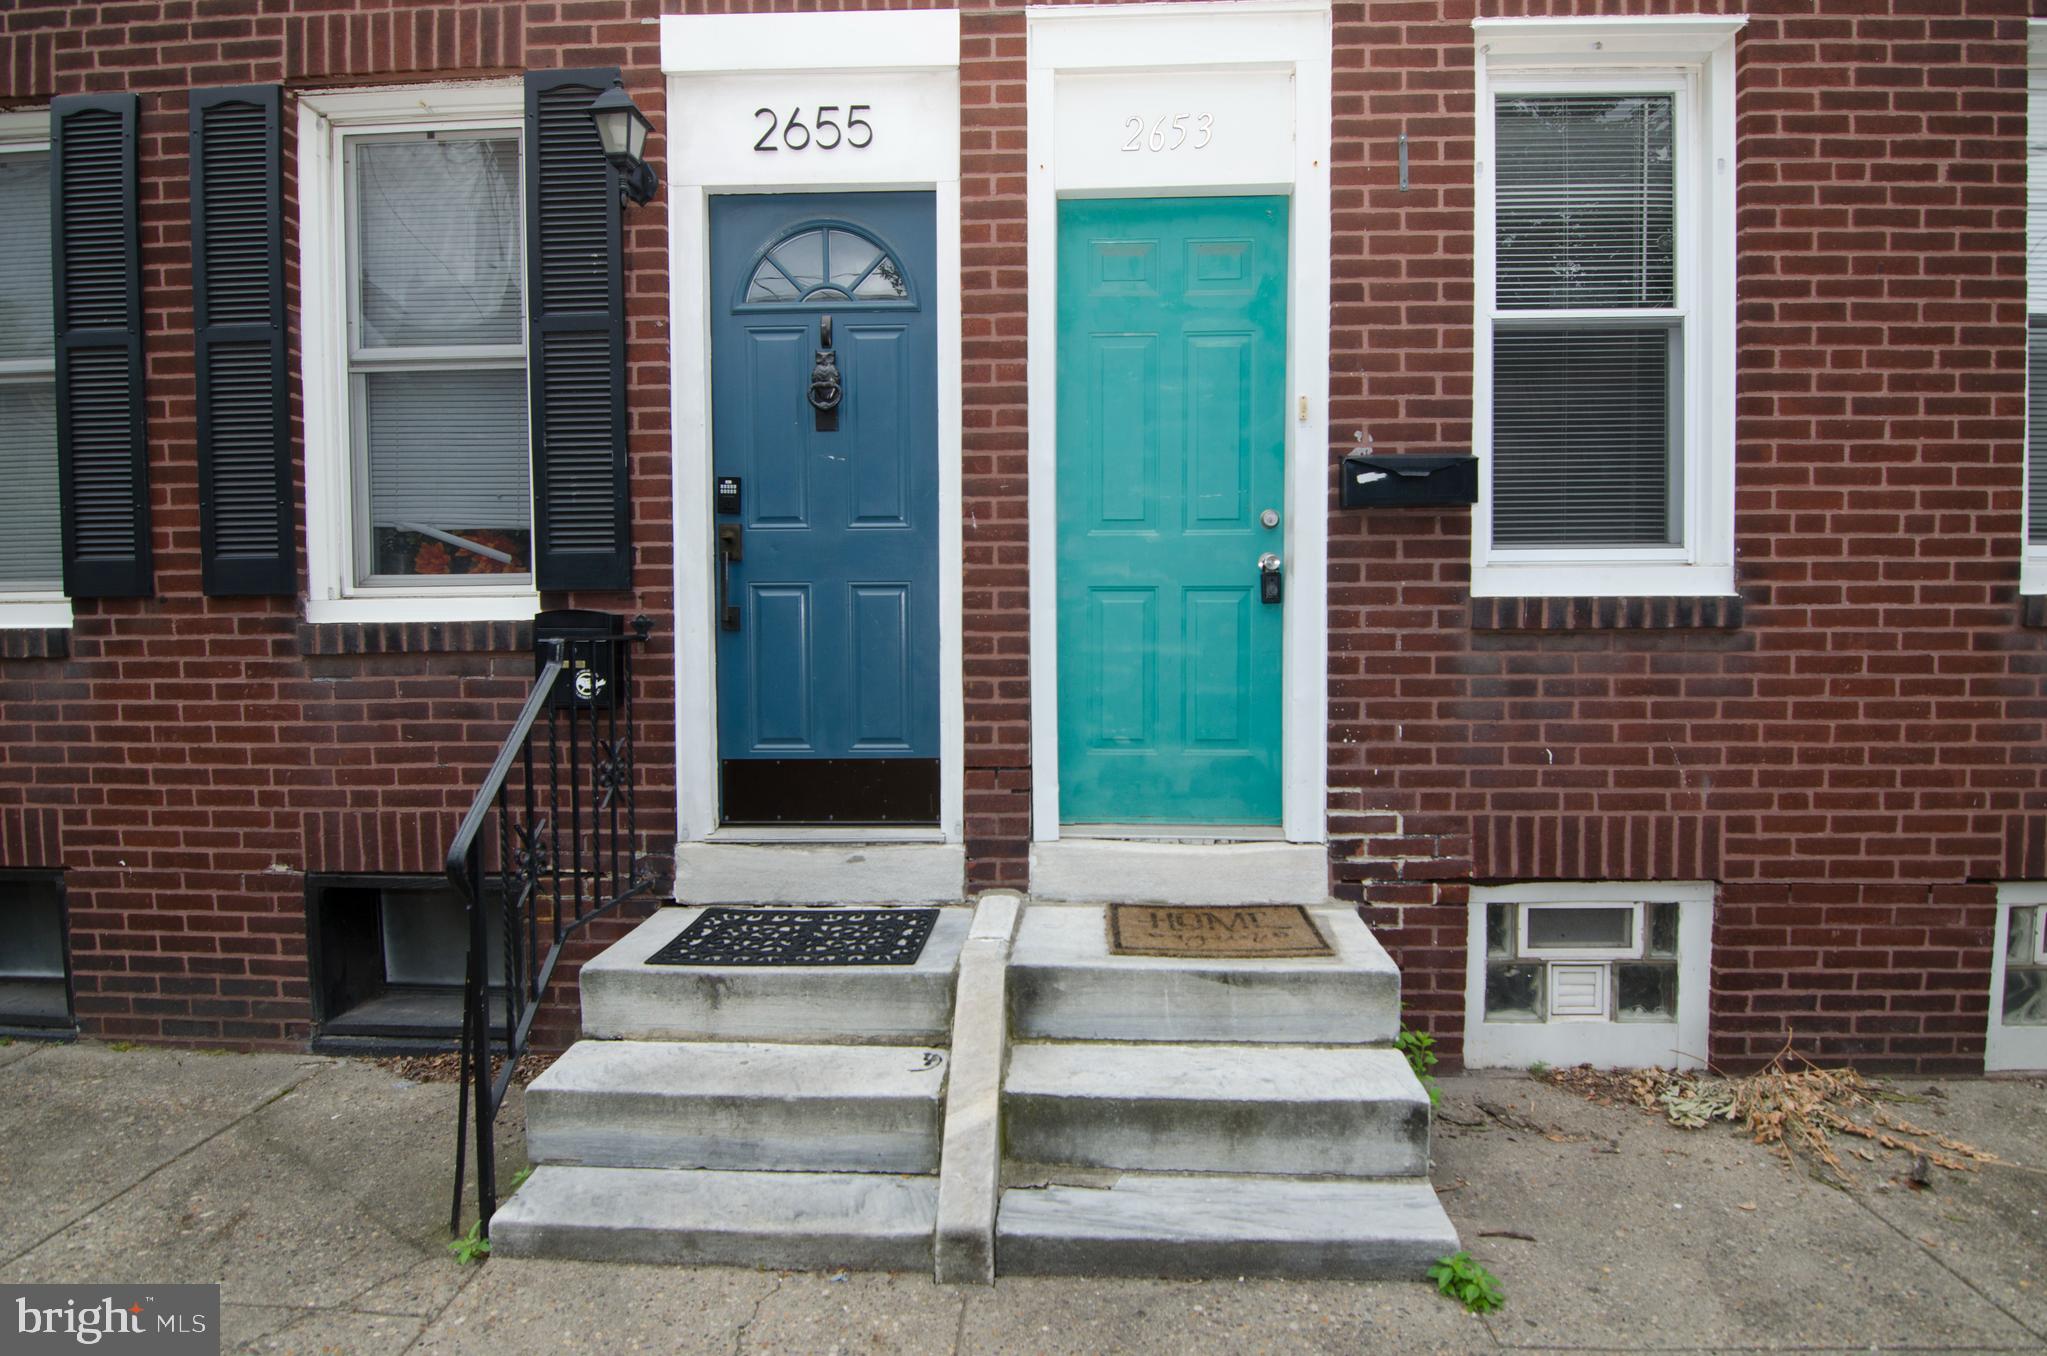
top-left (996, 1173), bottom-right (1459, 1279)
top-left (489, 1165), bottom-right (937, 1270)
top-left (579, 905), bottom-right (971, 1044)
top-left (1004, 1042), bottom-right (1430, 1178)
top-left (526, 1040), bottom-right (948, 1174)
top-left (1008, 904), bottom-right (1400, 1044)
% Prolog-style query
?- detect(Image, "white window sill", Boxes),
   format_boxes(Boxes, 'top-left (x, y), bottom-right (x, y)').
top-left (2019, 556), bottom-right (2047, 597)
top-left (1472, 560), bottom-right (1735, 599)
top-left (0, 598), bottom-right (72, 629)
top-left (304, 592), bottom-right (541, 627)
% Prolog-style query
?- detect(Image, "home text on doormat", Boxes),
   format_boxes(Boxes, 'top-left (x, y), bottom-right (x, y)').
top-left (1106, 904), bottom-right (1333, 958)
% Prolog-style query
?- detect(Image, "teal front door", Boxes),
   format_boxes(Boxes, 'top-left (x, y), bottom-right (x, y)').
top-left (1056, 195), bottom-right (1289, 825)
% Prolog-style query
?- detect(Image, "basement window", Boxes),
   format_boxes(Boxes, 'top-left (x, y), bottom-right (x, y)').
top-left (1989, 885), bottom-right (2047, 1071)
top-left (0, 871), bottom-right (72, 1032)
top-left (308, 875), bottom-right (505, 1047)
top-left (1466, 882), bottom-right (1711, 1069)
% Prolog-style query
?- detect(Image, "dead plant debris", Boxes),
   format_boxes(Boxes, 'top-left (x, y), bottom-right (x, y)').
top-left (374, 1050), bottom-right (553, 1087)
top-left (1537, 1042), bottom-right (1999, 1189)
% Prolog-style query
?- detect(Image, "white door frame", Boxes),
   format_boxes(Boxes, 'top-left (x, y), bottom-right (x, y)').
top-left (662, 11), bottom-right (965, 861)
top-left (1025, 1), bottom-right (1333, 846)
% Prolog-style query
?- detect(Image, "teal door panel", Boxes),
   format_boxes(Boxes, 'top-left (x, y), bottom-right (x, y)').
top-left (1056, 195), bottom-right (1289, 825)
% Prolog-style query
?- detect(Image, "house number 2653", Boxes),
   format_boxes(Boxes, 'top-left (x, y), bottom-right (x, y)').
top-left (754, 105), bottom-right (874, 152)
top-left (1122, 113), bottom-right (1214, 152)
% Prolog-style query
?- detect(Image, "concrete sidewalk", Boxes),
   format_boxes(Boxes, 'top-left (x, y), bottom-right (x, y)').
top-left (0, 1038), bottom-right (2040, 1354)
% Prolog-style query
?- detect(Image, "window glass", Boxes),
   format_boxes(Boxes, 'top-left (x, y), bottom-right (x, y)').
top-left (1495, 95), bottom-right (1675, 310)
top-left (347, 131), bottom-right (529, 583)
top-left (745, 224), bottom-right (909, 304)
top-left (361, 369), bottom-right (530, 577)
top-left (1525, 905), bottom-right (1633, 951)
top-left (356, 138), bottom-right (522, 349)
top-left (1485, 963), bottom-right (1542, 1022)
top-left (1491, 92), bottom-right (1682, 551)
top-left (0, 148), bottom-right (58, 593)
top-left (2029, 82), bottom-right (2047, 546)
top-left (1616, 963), bottom-right (1677, 1021)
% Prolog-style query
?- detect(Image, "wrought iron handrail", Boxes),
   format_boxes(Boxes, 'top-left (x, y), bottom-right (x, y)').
top-left (448, 615), bottom-right (655, 1238)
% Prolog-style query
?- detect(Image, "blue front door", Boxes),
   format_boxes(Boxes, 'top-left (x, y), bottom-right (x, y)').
top-left (709, 193), bottom-right (940, 824)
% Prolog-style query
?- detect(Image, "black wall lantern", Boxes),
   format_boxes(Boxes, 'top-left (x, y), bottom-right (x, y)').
top-left (587, 80), bottom-right (658, 206)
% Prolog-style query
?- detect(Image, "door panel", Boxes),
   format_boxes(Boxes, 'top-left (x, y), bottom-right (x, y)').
top-left (711, 192), bottom-right (939, 824)
top-left (1057, 195), bottom-right (1288, 825)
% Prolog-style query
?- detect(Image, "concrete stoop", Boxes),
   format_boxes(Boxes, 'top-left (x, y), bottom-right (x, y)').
top-left (994, 903), bottom-right (1456, 1280)
top-left (489, 898), bottom-right (1458, 1280)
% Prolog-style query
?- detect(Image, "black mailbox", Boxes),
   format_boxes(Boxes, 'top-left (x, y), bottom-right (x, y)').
top-left (534, 609), bottom-right (625, 711)
top-left (1339, 452), bottom-right (1479, 509)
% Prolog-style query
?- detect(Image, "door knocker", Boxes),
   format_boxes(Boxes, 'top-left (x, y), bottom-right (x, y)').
top-left (809, 316), bottom-right (841, 431)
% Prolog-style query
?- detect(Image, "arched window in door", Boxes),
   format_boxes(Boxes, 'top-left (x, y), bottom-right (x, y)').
top-left (741, 223), bottom-right (912, 305)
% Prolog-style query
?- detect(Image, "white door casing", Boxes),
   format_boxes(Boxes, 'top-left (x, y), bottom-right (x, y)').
top-left (662, 11), bottom-right (964, 881)
top-left (1025, 3), bottom-right (1334, 861)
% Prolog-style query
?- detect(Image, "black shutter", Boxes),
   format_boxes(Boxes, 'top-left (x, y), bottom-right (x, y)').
top-left (190, 85), bottom-right (290, 596)
top-left (525, 68), bottom-right (631, 592)
top-left (51, 93), bottom-right (150, 599)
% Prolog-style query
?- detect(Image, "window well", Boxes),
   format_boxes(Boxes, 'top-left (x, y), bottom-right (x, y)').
top-left (308, 876), bottom-right (505, 1047)
top-left (0, 871), bottom-right (72, 1031)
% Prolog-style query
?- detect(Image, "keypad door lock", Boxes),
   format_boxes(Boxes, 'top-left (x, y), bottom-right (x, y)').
top-left (1258, 551), bottom-right (1283, 604)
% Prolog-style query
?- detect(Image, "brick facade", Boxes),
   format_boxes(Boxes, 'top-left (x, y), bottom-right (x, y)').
top-left (0, 0), bottom-right (2037, 1073)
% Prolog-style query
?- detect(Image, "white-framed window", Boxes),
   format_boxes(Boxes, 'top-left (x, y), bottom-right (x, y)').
top-left (0, 109), bottom-right (68, 630)
top-left (1464, 881), bottom-right (1713, 1069)
top-left (1989, 884), bottom-right (2047, 1072)
top-left (299, 83), bottom-right (539, 625)
top-left (2024, 25), bottom-right (2047, 593)
top-left (1472, 18), bottom-right (1740, 599)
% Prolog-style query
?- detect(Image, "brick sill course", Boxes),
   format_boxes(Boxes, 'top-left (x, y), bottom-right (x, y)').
top-left (2021, 596), bottom-right (2047, 629)
top-left (0, 628), bottom-right (70, 660)
top-left (296, 620), bottom-right (533, 656)
top-left (1471, 595), bottom-right (1743, 631)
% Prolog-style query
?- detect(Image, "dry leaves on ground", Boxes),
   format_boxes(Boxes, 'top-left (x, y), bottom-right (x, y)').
top-left (1539, 1043), bottom-right (1998, 1188)
top-left (374, 1050), bottom-right (554, 1087)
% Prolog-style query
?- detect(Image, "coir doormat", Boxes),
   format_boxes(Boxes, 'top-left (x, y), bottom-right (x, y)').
top-left (1106, 904), bottom-right (1333, 958)
top-left (647, 906), bottom-right (939, 967)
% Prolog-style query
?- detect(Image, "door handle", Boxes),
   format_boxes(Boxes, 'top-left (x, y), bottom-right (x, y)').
top-left (1258, 551), bottom-right (1283, 604)
top-left (717, 523), bottom-right (744, 630)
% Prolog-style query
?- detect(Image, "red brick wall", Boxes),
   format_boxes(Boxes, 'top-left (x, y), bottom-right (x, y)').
top-left (2, 0), bottom-right (2037, 1074)
top-left (1330, 0), bottom-right (2031, 1073)
top-left (0, 1), bottom-right (677, 1048)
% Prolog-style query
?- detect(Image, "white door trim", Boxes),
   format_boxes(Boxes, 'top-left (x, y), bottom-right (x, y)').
top-left (662, 10), bottom-right (965, 873)
top-left (1024, 1), bottom-right (1333, 845)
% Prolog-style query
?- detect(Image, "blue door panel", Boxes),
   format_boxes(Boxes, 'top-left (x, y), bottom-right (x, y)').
top-left (710, 193), bottom-right (940, 786)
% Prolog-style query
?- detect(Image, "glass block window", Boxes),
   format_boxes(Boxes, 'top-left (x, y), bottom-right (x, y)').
top-left (743, 225), bottom-right (909, 305)
top-left (2003, 903), bottom-right (2047, 1027)
top-left (1484, 899), bottom-right (1679, 1024)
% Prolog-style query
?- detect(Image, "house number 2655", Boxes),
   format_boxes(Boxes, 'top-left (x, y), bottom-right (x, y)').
top-left (1122, 113), bottom-right (1214, 152)
top-left (754, 105), bottom-right (874, 152)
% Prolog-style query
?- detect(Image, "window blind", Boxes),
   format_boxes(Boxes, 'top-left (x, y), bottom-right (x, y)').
top-left (364, 368), bottom-right (530, 534)
top-left (356, 137), bottom-right (522, 351)
top-left (1493, 91), bottom-right (1681, 549)
top-left (0, 149), bottom-right (58, 591)
top-left (2030, 88), bottom-right (2047, 544)
top-left (2032, 322), bottom-right (2047, 547)
top-left (2030, 89), bottom-right (2047, 316)
top-left (1496, 95), bottom-right (1676, 311)
top-left (1493, 327), bottom-right (1677, 548)
top-left (0, 384), bottom-right (60, 589)
top-left (0, 152), bottom-right (52, 364)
